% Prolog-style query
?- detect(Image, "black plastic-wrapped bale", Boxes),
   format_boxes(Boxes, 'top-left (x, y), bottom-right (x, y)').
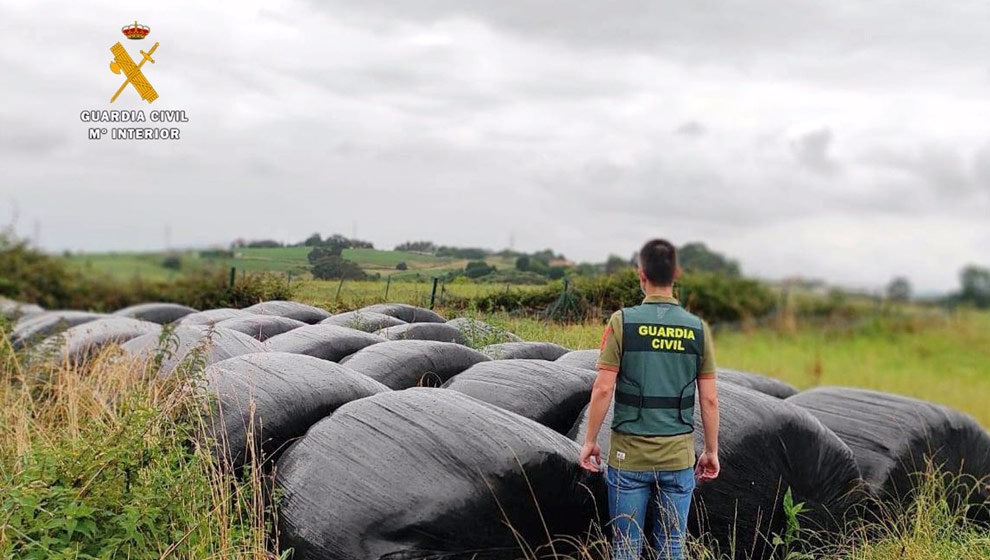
top-left (320, 311), bottom-right (406, 332)
top-left (342, 340), bottom-right (490, 389)
top-left (556, 349), bottom-right (600, 371)
top-left (121, 325), bottom-right (265, 377)
top-left (264, 324), bottom-right (384, 362)
top-left (217, 315), bottom-right (307, 341)
top-left (1, 299), bottom-right (44, 320)
top-left (482, 341), bottom-right (571, 361)
top-left (276, 388), bottom-right (604, 560)
top-left (204, 352), bottom-right (389, 470)
top-left (112, 302), bottom-right (197, 324)
top-left (787, 387), bottom-right (990, 519)
top-left (243, 300), bottom-right (331, 324)
top-left (692, 382), bottom-right (864, 559)
top-left (38, 317), bottom-right (161, 365)
top-left (178, 308), bottom-right (249, 326)
top-left (373, 322), bottom-right (467, 345)
top-left (11, 311), bottom-right (106, 350)
top-left (443, 359), bottom-right (596, 434)
top-left (446, 317), bottom-right (523, 344)
top-left (358, 303), bottom-right (446, 323)
top-left (567, 381), bottom-right (865, 559)
top-left (716, 367), bottom-right (798, 399)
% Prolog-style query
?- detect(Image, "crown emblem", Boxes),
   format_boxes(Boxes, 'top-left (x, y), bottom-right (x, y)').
top-left (122, 20), bottom-right (150, 40)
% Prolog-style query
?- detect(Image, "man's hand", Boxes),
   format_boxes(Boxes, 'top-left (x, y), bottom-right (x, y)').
top-left (579, 441), bottom-right (602, 472)
top-left (695, 450), bottom-right (720, 481)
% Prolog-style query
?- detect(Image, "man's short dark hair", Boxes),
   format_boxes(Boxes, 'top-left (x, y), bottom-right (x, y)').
top-left (638, 239), bottom-right (677, 286)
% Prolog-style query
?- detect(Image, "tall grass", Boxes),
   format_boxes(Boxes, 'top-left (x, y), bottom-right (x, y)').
top-left (0, 328), bottom-right (278, 559)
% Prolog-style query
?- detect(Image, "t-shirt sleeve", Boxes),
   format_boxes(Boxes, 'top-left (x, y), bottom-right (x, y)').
top-left (699, 320), bottom-right (716, 378)
top-left (596, 311), bottom-right (623, 372)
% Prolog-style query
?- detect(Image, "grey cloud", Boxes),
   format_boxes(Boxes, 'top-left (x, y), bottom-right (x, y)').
top-left (674, 121), bottom-right (705, 137)
top-left (791, 128), bottom-right (839, 177)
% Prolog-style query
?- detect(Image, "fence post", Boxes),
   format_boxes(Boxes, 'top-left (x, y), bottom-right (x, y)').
top-left (439, 279), bottom-right (446, 306)
top-left (384, 275), bottom-right (391, 300)
top-left (335, 277), bottom-right (345, 300)
top-left (287, 271), bottom-right (292, 289)
top-left (429, 277), bottom-right (439, 310)
top-left (229, 267), bottom-right (236, 288)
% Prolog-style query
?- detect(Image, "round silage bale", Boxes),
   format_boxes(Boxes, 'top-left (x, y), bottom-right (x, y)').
top-left (341, 340), bottom-right (490, 389)
top-left (178, 308), bottom-right (250, 326)
top-left (217, 314), bottom-right (307, 341)
top-left (275, 388), bottom-right (604, 560)
top-left (716, 367), bottom-right (798, 399)
top-left (320, 311), bottom-right (406, 332)
top-left (203, 352), bottom-right (389, 470)
top-left (0, 298), bottom-right (44, 320)
top-left (373, 322), bottom-right (467, 345)
top-left (443, 359), bottom-right (596, 434)
top-left (446, 317), bottom-right (523, 344)
top-left (482, 341), bottom-right (571, 361)
top-left (36, 317), bottom-right (162, 366)
top-left (11, 310), bottom-right (107, 350)
top-left (263, 324), bottom-right (384, 362)
top-left (787, 387), bottom-right (990, 520)
top-left (243, 300), bottom-right (331, 324)
top-left (121, 325), bottom-right (265, 377)
top-left (112, 302), bottom-right (197, 324)
top-left (555, 349), bottom-right (600, 370)
top-left (357, 303), bottom-right (446, 323)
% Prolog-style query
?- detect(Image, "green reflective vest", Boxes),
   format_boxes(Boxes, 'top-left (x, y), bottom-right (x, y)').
top-left (612, 302), bottom-right (705, 437)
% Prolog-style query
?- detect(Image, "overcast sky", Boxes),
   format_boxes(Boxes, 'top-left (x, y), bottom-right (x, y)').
top-left (1, 0), bottom-right (988, 293)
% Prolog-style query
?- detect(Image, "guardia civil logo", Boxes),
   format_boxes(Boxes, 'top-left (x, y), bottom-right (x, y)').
top-left (78, 20), bottom-right (188, 141)
top-left (110, 21), bottom-right (159, 103)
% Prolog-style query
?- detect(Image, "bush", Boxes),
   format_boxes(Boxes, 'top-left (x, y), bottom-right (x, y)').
top-left (472, 269), bottom-right (777, 323)
top-left (161, 254), bottom-right (182, 271)
top-left (464, 261), bottom-right (496, 279)
top-left (396, 261), bottom-right (408, 271)
top-left (311, 256), bottom-right (366, 280)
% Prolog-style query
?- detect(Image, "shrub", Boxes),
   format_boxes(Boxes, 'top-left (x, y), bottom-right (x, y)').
top-left (311, 256), bottom-right (366, 280)
top-left (396, 261), bottom-right (408, 271)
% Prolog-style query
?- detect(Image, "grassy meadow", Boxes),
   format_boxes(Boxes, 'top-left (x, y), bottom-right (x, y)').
top-left (64, 247), bottom-right (520, 283)
top-left (473, 311), bottom-right (990, 427)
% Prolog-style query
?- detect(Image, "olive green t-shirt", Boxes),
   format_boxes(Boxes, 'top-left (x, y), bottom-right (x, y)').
top-left (597, 294), bottom-right (716, 471)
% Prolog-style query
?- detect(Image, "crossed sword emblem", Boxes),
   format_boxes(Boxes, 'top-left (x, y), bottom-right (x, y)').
top-left (109, 41), bottom-right (159, 103)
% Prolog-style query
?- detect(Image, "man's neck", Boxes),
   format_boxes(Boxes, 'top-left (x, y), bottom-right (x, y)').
top-left (643, 285), bottom-right (675, 298)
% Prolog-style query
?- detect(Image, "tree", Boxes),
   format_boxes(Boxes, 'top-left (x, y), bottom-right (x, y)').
top-left (464, 260), bottom-right (496, 279)
top-left (311, 256), bottom-right (366, 280)
top-left (959, 265), bottom-right (990, 308)
top-left (515, 255), bottom-right (531, 271)
top-left (308, 246), bottom-right (342, 263)
top-left (886, 276), bottom-right (912, 302)
top-left (396, 261), bottom-right (408, 271)
top-left (395, 241), bottom-right (436, 253)
top-left (547, 266), bottom-right (566, 280)
top-left (677, 242), bottom-right (741, 276)
top-left (605, 254), bottom-right (631, 274)
top-left (304, 233), bottom-right (323, 247)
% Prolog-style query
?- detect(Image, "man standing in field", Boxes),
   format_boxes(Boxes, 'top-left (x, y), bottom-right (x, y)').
top-left (579, 239), bottom-right (720, 560)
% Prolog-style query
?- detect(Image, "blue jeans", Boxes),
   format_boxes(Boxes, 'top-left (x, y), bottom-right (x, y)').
top-left (606, 466), bottom-right (695, 560)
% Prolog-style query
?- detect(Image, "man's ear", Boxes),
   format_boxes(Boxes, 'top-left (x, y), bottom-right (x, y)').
top-left (638, 268), bottom-right (648, 283)
top-left (673, 265), bottom-right (683, 283)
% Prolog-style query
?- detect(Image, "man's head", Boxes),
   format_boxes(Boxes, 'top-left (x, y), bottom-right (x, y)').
top-left (637, 239), bottom-right (681, 290)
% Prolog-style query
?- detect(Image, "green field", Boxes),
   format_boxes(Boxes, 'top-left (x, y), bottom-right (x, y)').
top-left (63, 246), bottom-right (518, 283)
